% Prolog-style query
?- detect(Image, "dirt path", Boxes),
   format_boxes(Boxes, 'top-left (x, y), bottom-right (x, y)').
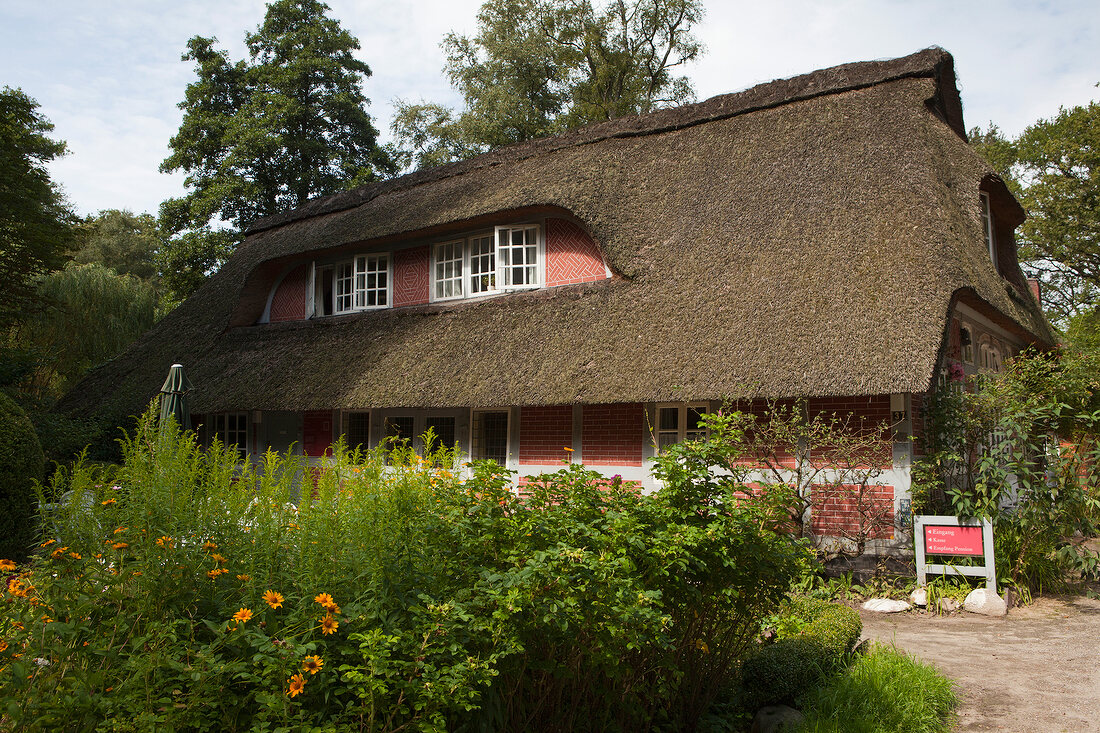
top-left (860, 595), bottom-right (1100, 732)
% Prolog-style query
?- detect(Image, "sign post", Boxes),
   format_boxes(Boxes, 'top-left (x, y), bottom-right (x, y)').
top-left (914, 515), bottom-right (996, 591)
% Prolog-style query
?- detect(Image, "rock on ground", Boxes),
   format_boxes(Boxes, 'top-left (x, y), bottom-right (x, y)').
top-left (862, 598), bottom-right (911, 613)
top-left (964, 588), bottom-right (1007, 616)
top-left (910, 586), bottom-right (928, 606)
top-left (751, 705), bottom-right (804, 733)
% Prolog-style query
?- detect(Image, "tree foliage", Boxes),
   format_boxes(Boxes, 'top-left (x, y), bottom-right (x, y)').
top-left (11, 263), bottom-right (159, 403)
top-left (73, 209), bottom-right (164, 282)
top-left (159, 0), bottom-right (395, 297)
top-left (393, 0), bottom-right (704, 169)
top-left (0, 87), bottom-right (74, 329)
top-left (968, 97), bottom-right (1100, 327)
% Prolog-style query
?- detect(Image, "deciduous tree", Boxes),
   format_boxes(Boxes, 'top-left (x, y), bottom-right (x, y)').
top-left (393, 0), bottom-right (704, 169)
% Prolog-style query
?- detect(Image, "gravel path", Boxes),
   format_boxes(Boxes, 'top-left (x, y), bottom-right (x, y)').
top-left (860, 595), bottom-right (1100, 732)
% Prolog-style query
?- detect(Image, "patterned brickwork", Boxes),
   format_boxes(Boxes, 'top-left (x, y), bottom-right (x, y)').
top-left (394, 246), bottom-right (430, 307)
top-left (582, 403), bottom-right (644, 466)
top-left (546, 218), bottom-right (607, 286)
top-left (269, 264), bottom-right (309, 322)
top-left (519, 405), bottom-right (574, 464)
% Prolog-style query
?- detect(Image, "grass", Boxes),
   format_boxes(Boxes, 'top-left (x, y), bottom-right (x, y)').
top-left (796, 643), bottom-right (957, 733)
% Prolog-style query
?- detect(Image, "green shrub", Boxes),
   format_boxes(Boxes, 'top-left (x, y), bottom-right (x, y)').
top-left (2, 406), bottom-right (808, 732)
top-left (799, 600), bottom-right (862, 671)
top-left (740, 637), bottom-right (824, 708)
top-left (0, 390), bottom-right (45, 562)
top-left (797, 643), bottom-right (957, 733)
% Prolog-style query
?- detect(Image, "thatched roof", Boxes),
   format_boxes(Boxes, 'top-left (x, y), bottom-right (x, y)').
top-left (62, 47), bottom-right (1052, 417)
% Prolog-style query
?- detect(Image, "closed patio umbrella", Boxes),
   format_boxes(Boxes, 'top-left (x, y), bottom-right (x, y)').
top-left (159, 363), bottom-right (193, 431)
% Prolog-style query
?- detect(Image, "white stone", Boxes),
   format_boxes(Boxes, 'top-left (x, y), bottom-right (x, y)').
top-left (752, 705), bottom-right (805, 733)
top-left (963, 588), bottom-right (1007, 616)
top-left (909, 586), bottom-right (928, 607)
top-left (938, 597), bottom-right (959, 613)
top-left (861, 598), bottom-right (911, 613)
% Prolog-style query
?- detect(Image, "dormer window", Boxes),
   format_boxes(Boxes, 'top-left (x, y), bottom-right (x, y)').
top-left (431, 224), bottom-right (543, 302)
top-left (313, 254), bottom-right (390, 316)
top-left (979, 192), bottom-right (997, 269)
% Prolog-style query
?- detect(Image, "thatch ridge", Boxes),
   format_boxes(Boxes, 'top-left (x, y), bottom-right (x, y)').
top-left (60, 48), bottom-right (1052, 419)
top-left (247, 47), bottom-right (960, 235)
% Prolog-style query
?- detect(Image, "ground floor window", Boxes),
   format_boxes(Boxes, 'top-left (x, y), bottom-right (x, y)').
top-left (654, 403), bottom-right (708, 452)
top-left (211, 412), bottom-right (248, 458)
top-left (342, 411), bottom-right (370, 452)
top-left (472, 410), bottom-right (509, 464)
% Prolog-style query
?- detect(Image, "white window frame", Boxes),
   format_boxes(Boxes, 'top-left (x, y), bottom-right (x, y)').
top-left (429, 224), bottom-right (543, 303)
top-left (210, 412), bottom-right (249, 459)
top-left (319, 254), bottom-right (391, 316)
top-left (432, 240), bottom-right (466, 301)
top-left (980, 192), bottom-right (998, 269)
top-left (654, 402), bottom-right (709, 453)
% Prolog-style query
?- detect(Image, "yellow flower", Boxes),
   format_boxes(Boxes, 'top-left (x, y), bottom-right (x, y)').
top-left (112, 542), bottom-right (128, 550)
top-left (313, 592), bottom-right (334, 608)
top-left (236, 574), bottom-right (251, 581)
top-left (40, 540), bottom-right (56, 548)
top-left (0, 559), bottom-right (16, 571)
top-left (51, 547), bottom-right (67, 559)
top-left (563, 446), bottom-right (575, 452)
top-left (232, 608), bottom-right (253, 624)
top-left (287, 673), bottom-right (305, 698)
top-left (155, 536), bottom-right (173, 549)
top-left (113, 527), bottom-right (127, 535)
top-left (202, 540), bottom-right (218, 552)
top-left (210, 553), bottom-right (227, 565)
top-left (320, 614), bottom-right (338, 635)
top-left (68, 552), bottom-right (81, 560)
top-left (302, 655), bottom-right (323, 675)
top-left (207, 568), bottom-right (229, 579)
top-left (0, 640), bottom-right (7, 653)
top-left (263, 590), bottom-right (284, 610)
top-left (101, 499), bottom-right (116, 506)
top-left (325, 602), bottom-right (341, 615)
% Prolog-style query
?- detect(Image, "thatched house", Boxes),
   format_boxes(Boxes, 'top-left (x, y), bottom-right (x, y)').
top-left (64, 47), bottom-right (1051, 543)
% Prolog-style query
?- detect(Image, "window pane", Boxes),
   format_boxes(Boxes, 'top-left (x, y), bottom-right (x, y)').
top-left (473, 411), bottom-right (508, 464)
top-left (345, 412), bottom-right (370, 452)
top-left (497, 226), bottom-right (539, 287)
top-left (385, 416), bottom-right (415, 443)
top-left (469, 235), bottom-right (496, 293)
top-left (425, 416), bottom-right (456, 449)
top-left (434, 241), bottom-right (463, 299)
top-left (659, 407), bottom-right (678, 431)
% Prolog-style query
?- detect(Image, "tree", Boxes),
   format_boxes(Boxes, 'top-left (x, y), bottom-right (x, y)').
top-left (392, 0), bottom-right (704, 170)
top-left (159, 0), bottom-right (395, 297)
top-left (72, 209), bottom-right (164, 282)
top-left (0, 87), bottom-right (74, 329)
top-left (968, 98), bottom-right (1100, 326)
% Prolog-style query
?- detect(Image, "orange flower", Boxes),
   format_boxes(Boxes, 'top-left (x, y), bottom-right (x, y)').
top-left (207, 568), bottom-right (229, 579)
top-left (313, 592), bottom-right (334, 607)
top-left (40, 540), bottom-right (55, 548)
top-left (50, 547), bottom-right (67, 559)
top-left (210, 553), bottom-right (227, 565)
top-left (233, 608), bottom-right (253, 624)
top-left (113, 527), bottom-right (127, 535)
top-left (202, 540), bottom-right (218, 552)
top-left (563, 446), bottom-right (575, 452)
top-left (101, 499), bottom-right (116, 506)
top-left (0, 640), bottom-right (7, 653)
top-left (287, 673), bottom-right (305, 698)
top-left (0, 559), bottom-right (16, 571)
top-left (302, 655), bottom-right (323, 675)
top-left (320, 614), bottom-right (338, 635)
top-left (112, 542), bottom-right (128, 550)
top-left (155, 536), bottom-right (173, 548)
top-left (12, 621), bottom-right (24, 630)
top-left (68, 552), bottom-right (81, 560)
top-left (262, 590), bottom-right (284, 610)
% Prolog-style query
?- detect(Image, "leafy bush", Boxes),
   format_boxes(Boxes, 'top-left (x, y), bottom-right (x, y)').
top-left (740, 599), bottom-right (861, 708)
top-left (1, 407), bottom-right (808, 732)
top-left (0, 390), bottom-right (44, 562)
top-left (797, 643), bottom-right (957, 733)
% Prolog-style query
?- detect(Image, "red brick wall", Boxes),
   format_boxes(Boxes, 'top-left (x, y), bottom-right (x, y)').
top-left (269, 264), bottom-right (309, 322)
top-left (519, 406), bottom-right (574, 465)
top-left (811, 483), bottom-right (895, 540)
top-left (393, 246), bottom-right (430, 307)
top-left (303, 410), bottom-right (334, 457)
top-left (582, 403), bottom-right (644, 466)
top-left (546, 218), bottom-right (607, 286)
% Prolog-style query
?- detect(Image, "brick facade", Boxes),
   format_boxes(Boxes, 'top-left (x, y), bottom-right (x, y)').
top-left (545, 218), bottom-right (607, 286)
top-left (582, 403), bottom-right (644, 466)
top-left (811, 483), bottom-right (895, 540)
top-left (393, 246), bottom-right (430, 307)
top-left (519, 406), bottom-right (574, 465)
top-left (269, 264), bottom-right (309, 322)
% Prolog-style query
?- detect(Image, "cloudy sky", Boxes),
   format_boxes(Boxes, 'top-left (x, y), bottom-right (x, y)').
top-left (2, 0), bottom-right (1098, 218)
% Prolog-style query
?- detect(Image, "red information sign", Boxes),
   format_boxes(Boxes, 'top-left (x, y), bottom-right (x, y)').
top-left (924, 525), bottom-right (984, 556)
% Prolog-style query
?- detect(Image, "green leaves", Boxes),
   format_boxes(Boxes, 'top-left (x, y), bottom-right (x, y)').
top-left (393, 0), bottom-right (704, 170)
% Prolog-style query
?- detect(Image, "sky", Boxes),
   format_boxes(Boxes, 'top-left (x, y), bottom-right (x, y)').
top-left (1, 0), bottom-right (1098, 218)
